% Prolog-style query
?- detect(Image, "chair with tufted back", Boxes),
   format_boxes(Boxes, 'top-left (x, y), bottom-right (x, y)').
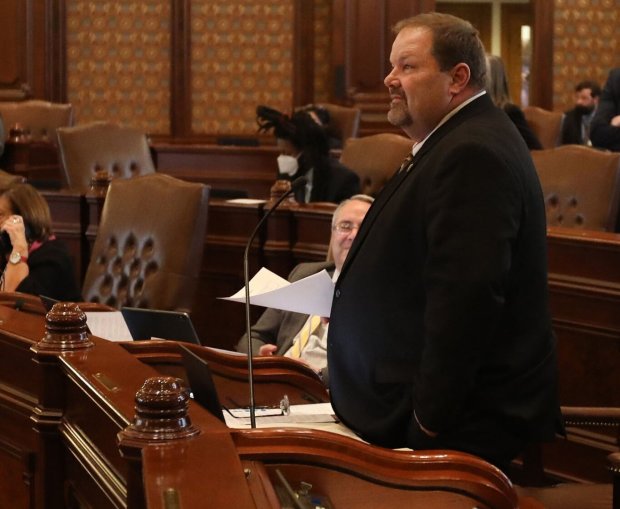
top-left (0, 100), bottom-right (74, 144)
top-left (339, 133), bottom-right (413, 196)
top-left (321, 103), bottom-right (362, 145)
top-left (57, 121), bottom-right (156, 193)
top-left (523, 106), bottom-right (563, 149)
top-left (531, 144), bottom-right (620, 231)
top-left (81, 173), bottom-right (210, 311)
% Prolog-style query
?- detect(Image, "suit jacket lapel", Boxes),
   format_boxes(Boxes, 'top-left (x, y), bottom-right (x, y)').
top-left (338, 95), bottom-right (495, 281)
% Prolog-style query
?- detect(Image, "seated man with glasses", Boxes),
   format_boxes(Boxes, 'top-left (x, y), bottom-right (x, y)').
top-left (236, 194), bottom-right (374, 383)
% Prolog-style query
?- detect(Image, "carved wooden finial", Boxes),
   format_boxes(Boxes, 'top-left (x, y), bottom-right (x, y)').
top-left (33, 302), bottom-right (94, 353)
top-left (120, 376), bottom-right (200, 442)
top-left (89, 169), bottom-right (112, 196)
top-left (269, 179), bottom-right (297, 205)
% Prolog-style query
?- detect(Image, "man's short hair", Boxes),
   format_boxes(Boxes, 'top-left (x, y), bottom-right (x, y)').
top-left (575, 80), bottom-right (602, 98)
top-left (393, 12), bottom-right (487, 90)
top-left (332, 194), bottom-right (375, 227)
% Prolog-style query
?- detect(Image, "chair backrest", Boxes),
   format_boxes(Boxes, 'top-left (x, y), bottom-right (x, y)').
top-left (321, 103), bottom-right (361, 143)
top-left (531, 145), bottom-right (620, 231)
top-left (523, 106), bottom-right (563, 149)
top-left (57, 121), bottom-right (156, 192)
top-left (82, 173), bottom-right (210, 311)
top-left (339, 133), bottom-right (413, 196)
top-left (0, 100), bottom-right (74, 144)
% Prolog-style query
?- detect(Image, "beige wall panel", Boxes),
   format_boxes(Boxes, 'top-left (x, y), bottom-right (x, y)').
top-left (553, 0), bottom-right (619, 110)
top-left (66, 1), bottom-right (171, 133)
top-left (191, 0), bottom-right (294, 135)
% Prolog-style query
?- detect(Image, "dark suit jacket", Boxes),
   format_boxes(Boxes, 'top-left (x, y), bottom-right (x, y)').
top-left (289, 159), bottom-right (360, 203)
top-left (11, 239), bottom-right (82, 301)
top-left (237, 261), bottom-right (335, 356)
top-left (590, 68), bottom-right (620, 151)
top-left (560, 108), bottom-right (588, 145)
top-left (328, 93), bottom-right (560, 467)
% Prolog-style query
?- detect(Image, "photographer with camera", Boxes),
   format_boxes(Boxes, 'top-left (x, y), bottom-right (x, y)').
top-left (0, 182), bottom-right (81, 301)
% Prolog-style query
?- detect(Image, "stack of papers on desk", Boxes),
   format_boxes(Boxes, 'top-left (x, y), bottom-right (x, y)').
top-left (224, 402), bottom-right (364, 442)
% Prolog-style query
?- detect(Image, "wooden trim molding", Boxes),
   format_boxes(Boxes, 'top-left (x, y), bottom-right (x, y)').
top-left (531, 0), bottom-right (554, 109)
top-left (170, 0), bottom-right (192, 137)
top-left (293, 0), bottom-right (315, 106)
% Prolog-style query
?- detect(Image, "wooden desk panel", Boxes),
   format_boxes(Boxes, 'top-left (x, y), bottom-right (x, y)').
top-left (0, 308), bottom-right (527, 509)
top-left (0, 139), bottom-right (63, 189)
top-left (153, 143), bottom-right (279, 198)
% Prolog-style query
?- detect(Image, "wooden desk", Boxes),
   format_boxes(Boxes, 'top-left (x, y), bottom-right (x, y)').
top-left (152, 143), bottom-right (280, 198)
top-left (0, 139), bottom-right (63, 188)
top-left (0, 306), bottom-right (528, 509)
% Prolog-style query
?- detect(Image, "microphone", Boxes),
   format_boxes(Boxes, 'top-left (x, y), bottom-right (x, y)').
top-left (243, 176), bottom-right (308, 428)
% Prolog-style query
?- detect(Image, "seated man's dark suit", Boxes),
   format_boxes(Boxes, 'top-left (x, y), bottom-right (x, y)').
top-left (237, 261), bottom-right (334, 357)
top-left (560, 109), bottom-right (592, 145)
top-left (590, 68), bottom-right (620, 151)
top-left (328, 93), bottom-right (561, 470)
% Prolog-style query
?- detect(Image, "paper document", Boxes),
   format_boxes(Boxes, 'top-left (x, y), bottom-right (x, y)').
top-left (225, 198), bottom-right (267, 205)
top-left (85, 311), bottom-right (133, 342)
top-left (221, 267), bottom-right (335, 317)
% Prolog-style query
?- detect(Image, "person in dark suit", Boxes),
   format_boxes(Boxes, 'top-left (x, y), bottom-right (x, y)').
top-left (590, 68), bottom-right (620, 151)
top-left (560, 80), bottom-right (601, 146)
top-left (327, 13), bottom-right (561, 472)
top-left (237, 194), bottom-right (373, 383)
top-left (256, 105), bottom-right (360, 203)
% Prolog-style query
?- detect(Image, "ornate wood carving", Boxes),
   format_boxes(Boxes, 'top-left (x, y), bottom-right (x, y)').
top-left (119, 376), bottom-right (200, 443)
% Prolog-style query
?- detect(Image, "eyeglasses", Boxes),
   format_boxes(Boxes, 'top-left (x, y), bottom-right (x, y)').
top-left (333, 221), bottom-right (361, 234)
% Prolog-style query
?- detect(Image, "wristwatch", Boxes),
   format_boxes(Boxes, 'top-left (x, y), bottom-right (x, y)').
top-left (9, 251), bottom-right (28, 265)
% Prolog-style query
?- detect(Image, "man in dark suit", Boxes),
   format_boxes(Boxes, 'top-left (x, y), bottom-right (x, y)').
top-left (590, 68), bottom-right (620, 151)
top-left (327, 12), bottom-right (561, 472)
top-left (560, 80), bottom-right (601, 146)
top-left (236, 194), bottom-right (373, 382)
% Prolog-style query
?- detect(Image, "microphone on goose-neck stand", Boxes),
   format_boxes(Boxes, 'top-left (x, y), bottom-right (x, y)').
top-left (244, 175), bottom-right (308, 428)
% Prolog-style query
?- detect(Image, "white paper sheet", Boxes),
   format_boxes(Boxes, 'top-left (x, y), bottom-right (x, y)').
top-left (225, 198), bottom-right (267, 205)
top-left (85, 311), bottom-right (133, 342)
top-left (220, 267), bottom-right (335, 317)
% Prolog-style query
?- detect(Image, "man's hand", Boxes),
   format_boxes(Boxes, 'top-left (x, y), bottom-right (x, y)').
top-left (258, 344), bottom-right (277, 356)
top-left (611, 114), bottom-right (620, 127)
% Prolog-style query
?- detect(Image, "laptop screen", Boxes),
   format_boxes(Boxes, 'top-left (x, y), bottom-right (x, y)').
top-left (120, 307), bottom-right (201, 345)
top-left (178, 344), bottom-right (225, 422)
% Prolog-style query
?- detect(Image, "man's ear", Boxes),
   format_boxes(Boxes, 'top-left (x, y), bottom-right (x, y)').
top-left (449, 63), bottom-right (471, 94)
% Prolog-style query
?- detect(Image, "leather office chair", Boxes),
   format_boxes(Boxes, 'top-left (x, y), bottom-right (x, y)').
top-left (82, 173), bottom-right (209, 311)
top-left (523, 106), bottom-right (563, 149)
top-left (57, 121), bottom-right (156, 193)
top-left (531, 144), bottom-right (620, 231)
top-left (321, 103), bottom-right (361, 144)
top-left (0, 100), bottom-right (74, 144)
top-left (339, 133), bottom-right (413, 196)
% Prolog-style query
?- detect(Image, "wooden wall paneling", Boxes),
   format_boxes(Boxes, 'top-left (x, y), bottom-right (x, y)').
top-left (45, 0), bottom-right (67, 102)
top-left (332, 0), bottom-right (434, 135)
top-left (293, 0), bottom-right (315, 106)
top-left (0, 0), bottom-right (33, 99)
top-left (531, 0), bottom-right (554, 109)
top-left (0, 0), bottom-right (65, 101)
top-left (170, 0), bottom-right (192, 138)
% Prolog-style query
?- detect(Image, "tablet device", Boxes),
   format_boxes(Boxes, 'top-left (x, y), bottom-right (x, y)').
top-left (120, 307), bottom-right (201, 345)
top-left (178, 344), bottom-right (225, 422)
